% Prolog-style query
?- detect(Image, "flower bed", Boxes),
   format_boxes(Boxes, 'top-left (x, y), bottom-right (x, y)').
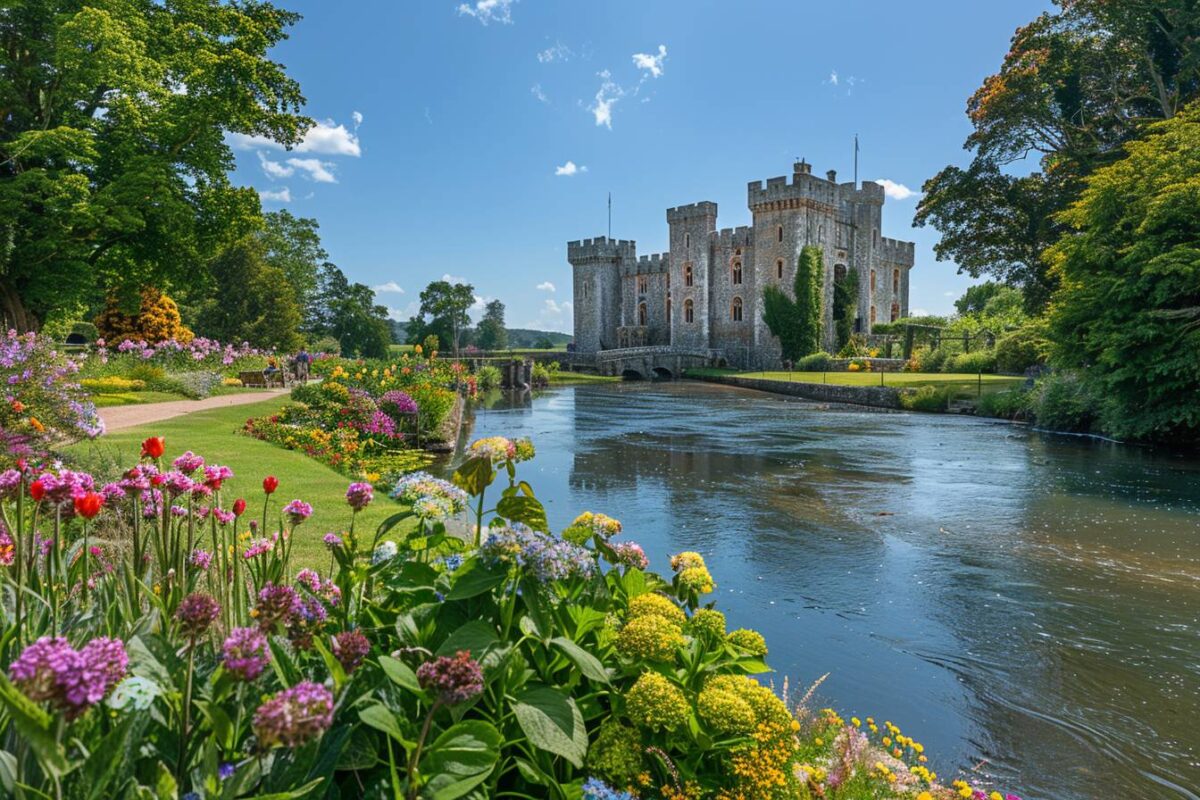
top-left (0, 436), bottom-right (1023, 799)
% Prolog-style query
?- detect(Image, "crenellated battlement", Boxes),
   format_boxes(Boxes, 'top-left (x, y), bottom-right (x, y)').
top-left (747, 168), bottom-right (841, 210)
top-left (666, 201), bottom-right (718, 223)
top-left (880, 237), bottom-right (915, 266)
top-left (567, 236), bottom-right (637, 263)
top-left (622, 253), bottom-right (670, 276)
top-left (714, 226), bottom-right (753, 247)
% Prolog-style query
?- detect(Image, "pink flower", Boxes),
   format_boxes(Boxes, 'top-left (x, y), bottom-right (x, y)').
top-left (283, 499), bottom-right (313, 525)
top-left (253, 681), bottom-right (333, 748)
top-left (222, 627), bottom-right (269, 681)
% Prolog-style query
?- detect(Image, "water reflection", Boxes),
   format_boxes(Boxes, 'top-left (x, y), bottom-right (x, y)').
top-left (461, 382), bottom-right (1200, 800)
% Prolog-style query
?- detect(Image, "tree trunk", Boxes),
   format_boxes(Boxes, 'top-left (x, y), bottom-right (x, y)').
top-left (0, 282), bottom-right (38, 332)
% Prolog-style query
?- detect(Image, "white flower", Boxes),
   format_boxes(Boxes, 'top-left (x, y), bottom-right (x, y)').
top-left (372, 540), bottom-right (398, 565)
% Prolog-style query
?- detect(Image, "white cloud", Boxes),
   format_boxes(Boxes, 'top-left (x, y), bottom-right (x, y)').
top-left (258, 152), bottom-right (294, 179)
top-left (531, 83), bottom-right (549, 104)
top-left (229, 118), bottom-right (361, 157)
top-left (537, 41), bottom-right (572, 63)
top-left (589, 70), bottom-right (624, 129)
top-left (526, 298), bottom-right (572, 332)
top-left (258, 186), bottom-right (292, 203)
top-left (373, 281), bottom-right (405, 294)
top-left (632, 45), bottom-right (667, 78)
top-left (457, 0), bottom-right (514, 25)
top-left (536, 281), bottom-right (556, 292)
top-left (909, 308), bottom-right (929, 316)
top-left (875, 179), bottom-right (921, 201)
top-left (286, 157), bottom-right (337, 183)
top-left (352, 110), bottom-right (363, 127)
top-left (942, 290), bottom-right (956, 297)
top-left (554, 160), bottom-right (587, 176)
top-left (828, 69), bottom-right (839, 86)
top-left (388, 302), bottom-right (420, 321)
top-left (442, 273), bottom-right (469, 285)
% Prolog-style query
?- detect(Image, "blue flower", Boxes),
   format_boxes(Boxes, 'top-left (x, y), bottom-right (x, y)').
top-left (219, 762), bottom-right (235, 780)
top-left (582, 778), bottom-right (635, 800)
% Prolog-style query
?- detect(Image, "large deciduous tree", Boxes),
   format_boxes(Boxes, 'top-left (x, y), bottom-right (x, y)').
top-left (476, 300), bottom-right (507, 351)
top-left (762, 245), bottom-right (823, 361)
top-left (194, 237), bottom-right (304, 352)
top-left (310, 264), bottom-right (392, 359)
top-left (1046, 102), bottom-right (1200, 443)
top-left (407, 281), bottom-right (475, 357)
top-left (0, 0), bottom-right (310, 330)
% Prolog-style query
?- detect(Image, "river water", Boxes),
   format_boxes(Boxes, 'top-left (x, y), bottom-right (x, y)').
top-left (458, 382), bottom-right (1200, 800)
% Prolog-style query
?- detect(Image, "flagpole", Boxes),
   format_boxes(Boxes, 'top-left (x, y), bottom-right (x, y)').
top-left (607, 192), bottom-right (612, 239)
top-left (854, 134), bottom-right (859, 187)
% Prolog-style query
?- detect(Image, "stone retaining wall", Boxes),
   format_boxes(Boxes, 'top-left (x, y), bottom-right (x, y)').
top-left (698, 374), bottom-right (902, 410)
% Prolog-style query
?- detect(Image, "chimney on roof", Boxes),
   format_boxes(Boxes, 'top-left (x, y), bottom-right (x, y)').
top-left (794, 159), bottom-right (812, 176)
top-left (826, 169), bottom-right (837, 182)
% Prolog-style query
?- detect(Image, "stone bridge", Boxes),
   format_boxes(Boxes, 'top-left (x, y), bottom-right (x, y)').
top-left (592, 346), bottom-right (725, 380)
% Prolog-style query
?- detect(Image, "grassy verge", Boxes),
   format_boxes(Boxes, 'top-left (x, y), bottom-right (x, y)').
top-left (92, 390), bottom-right (190, 407)
top-left (690, 368), bottom-right (1022, 394)
top-left (64, 396), bottom-right (408, 567)
top-left (549, 371), bottom-right (620, 384)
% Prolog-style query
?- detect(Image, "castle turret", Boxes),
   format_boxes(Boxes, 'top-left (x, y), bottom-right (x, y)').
top-left (666, 202), bottom-right (717, 349)
top-left (568, 236), bottom-right (636, 353)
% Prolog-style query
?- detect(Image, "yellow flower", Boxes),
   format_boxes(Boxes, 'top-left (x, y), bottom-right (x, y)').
top-left (918, 794), bottom-right (934, 800)
top-left (851, 716), bottom-right (861, 727)
top-left (990, 793), bottom-right (1004, 800)
top-left (814, 737), bottom-right (823, 746)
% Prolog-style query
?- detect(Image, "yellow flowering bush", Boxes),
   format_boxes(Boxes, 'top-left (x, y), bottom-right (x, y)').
top-left (727, 627), bottom-right (769, 657)
top-left (627, 592), bottom-right (687, 627)
top-left (687, 607), bottom-right (727, 639)
top-left (698, 686), bottom-right (757, 735)
top-left (625, 672), bottom-right (689, 732)
top-left (616, 614), bottom-right (685, 662)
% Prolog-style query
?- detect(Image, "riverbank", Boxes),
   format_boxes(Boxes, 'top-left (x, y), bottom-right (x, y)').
top-left (695, 372), bottom-right (904, 410)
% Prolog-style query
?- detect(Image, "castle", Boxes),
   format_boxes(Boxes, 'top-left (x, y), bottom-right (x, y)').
top-left (568, 161), bottom-right (916, 369)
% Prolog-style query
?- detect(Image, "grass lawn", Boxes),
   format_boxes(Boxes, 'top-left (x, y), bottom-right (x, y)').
top-left (92, 390), bottom-right (190, 407)
top-left (549, 371), bottom-right (620, 384)
top-left (689, 368), bottom-right (1023, 395)
top-left (64, 396), bottom-right (413, 568)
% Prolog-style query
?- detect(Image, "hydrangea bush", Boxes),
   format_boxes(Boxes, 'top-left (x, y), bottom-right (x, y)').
top-left (0, 435), bottom-right (1023, 800)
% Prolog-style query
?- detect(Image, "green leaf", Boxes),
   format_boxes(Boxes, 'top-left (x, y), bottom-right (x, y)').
top-left (243, 777), bottom-right (324, 799)
top-left (451, 457), bottom-right (495, 497)
top-left (0, 673), bottom-right (68, 777)
top-left (549, 637), bottom-right (611, 685)
top-left (436, 621), bottom-right (502, 670)
top-left (311, 638), bottom-right (347, 690)
top-left (0, 750), bottom-right (17, 796)
top-left (445, 558), bottom-right (506, 601)
top-left (268, 637), bottom-right (302, 686)
top-left (495, 494), bottom-right (548, 533)
top-left (419, 720), bottom-right (501, 800)
top-left (512, 686), bottom-right (588, 768)
top-left (375, 511), bottom-right (414, 542)
top-left (379, 655), bottom-right (422, 696)
top-left (358, 703), bottom-right (408, 745)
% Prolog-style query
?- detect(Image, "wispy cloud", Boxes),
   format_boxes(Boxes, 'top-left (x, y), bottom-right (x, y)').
top-left (632, 45), bottom-right (667, 78)
top-left (456, 0), bottom-right (514, 25)
top-left (826, 69), bottom-right (861, 95)
top-left (373, 281), bottom-right (405, 294)
top-left (536, 281), bottom-right (556, 292)
top-left (258, 187), bottom-right (292, 203)
top-left (875, 179), bottom-right (921, 201)
top-left (442, 273), bottom-right (469, 285)
top-left (525, 298), bottom-right (572, 332)
top-left (230, 117), bottom-right (362, 157)
top-left (531, 83), bottom-right (549, 104)
top-left (537, 41), bottom-right (572, 63)
top-left (554, 161), bottom-right (587, 177)
top-left (287, 157), bottom-right (337, 183)
top-left (588, 70), bottom-right (624, 129)
top-left (258, 152), bottom-right (293, 179)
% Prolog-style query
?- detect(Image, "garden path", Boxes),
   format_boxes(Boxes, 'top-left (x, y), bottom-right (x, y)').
top-left (99, 389), bottom-right (290, 431)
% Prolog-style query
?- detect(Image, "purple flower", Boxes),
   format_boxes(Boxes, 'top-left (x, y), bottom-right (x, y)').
top-left (380, 390), bottom-right (418, 417)
top-left (323, 532), bottom-right (344, 550)
top-left (331, 630), bottom-right (371, 674)
top-left (243, 537), bottom-right (273, 560)
top-left (345, 482), bottom-right (373, 511)
top-left (283, 499), bottom-right (313, 526)
top-left (10, 636), bottom-right (127, 719)
top-left (222, 627), bottom-right (270, 681)
top-left (416, 650), bottom-right (484, 705)
top-left (610, 541), bottom-right (649, 570)
top-left (295, 568), bottom-right (322, 594)
top-left (100, 482), bottom-right (126, 504)
top-left (256, 583), bottom-right (301, 632)
top-left (163, 471), bottom-right (194, 496)
top-left (176, 593), bottom-right (221, 639)
top-left (219, 762), bottom-right (236, 781)
top-left (253, 681), bottom-right (334, 748)
top-left (189, 549), bottom-right (213, 571)
top-left (287, 596), bottom-right (328, 650)
top-left (173, 451), bottom-right (205, 475)
top-left (211, 508), bottom-right (235, 526)
top-left (0, 469), bottom-right (22, 499)
top-left (480, 525), bottom-right (595, 582)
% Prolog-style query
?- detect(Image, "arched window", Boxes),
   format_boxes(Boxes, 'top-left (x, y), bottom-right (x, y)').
top-left (870, 270), bottom-right (876, 292)
top-left (834, 264), bottom-right (846, 282)
top-left (666, 296), bottom-right (672, 322)
top-left (776, 259), bottom-right (784, 280)
top-left (893, 269), bottom-right (900, 293)
top-left (637, 302), bottom-right (647, 326)
top-left (870, 305), bottom-right (877, 324)
top-left (890, 303), bottom-right (900, 322)
top-left (777, 225), bottom-right (783, 242)
top-left (582, 281), bottom-right (589, 299)
top-left (684, 264), bottom-right (693, 287)
top-left (731, 261), bottom-right (742, 285)
top-left (684, 299), bottom-right (694, 323)
top-left (731, 297), bottom-right (743, 322)
top-left (637, 275), bottom-right (648, 294)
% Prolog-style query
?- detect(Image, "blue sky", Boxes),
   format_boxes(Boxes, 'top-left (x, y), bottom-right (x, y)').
top-left (228, 0), bottom-right (1053, 333)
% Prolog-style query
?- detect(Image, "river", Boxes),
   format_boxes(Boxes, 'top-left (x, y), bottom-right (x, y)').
top-left (457, 381), bottom-right (1200, 800)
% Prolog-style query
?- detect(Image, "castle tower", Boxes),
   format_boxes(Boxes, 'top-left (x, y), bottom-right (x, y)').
top-left (568, 236), bottom-right (636, 353)
top-left (666, 202), bottom-right (717, 350)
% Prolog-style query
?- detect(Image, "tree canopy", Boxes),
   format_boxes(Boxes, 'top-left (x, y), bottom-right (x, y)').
top-left (476, 299), bottom-right (507, 351)
top-left (407, 281), bottom-right (475, 356)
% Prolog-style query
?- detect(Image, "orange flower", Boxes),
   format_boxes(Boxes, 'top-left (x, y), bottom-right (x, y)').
top-left (28, 417), bottom-right (45, 433)
top-left (10, 400), bottom-right (24, 414)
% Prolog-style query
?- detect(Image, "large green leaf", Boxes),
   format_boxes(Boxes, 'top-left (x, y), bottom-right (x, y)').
top-left (0, 673), bottom-right (68, 776)
top-left (419, 720), bottom-right (501, 800)
top-left (451, 457), bottom-right (495, 497)
top-left (379, 655), bottom-right (422, 696)
top-left (445, 558), bottom-right (506, 601)
top-left (512, 686), bottom-right (588, 768)
top-left (549, 637), bottom-right (611, 685)
top-left (358, 703), bottom-right (411, 746)
top-left (494, 495), bottom-right (548, 533)
top-left (436, 621), bottom-right (505, 671)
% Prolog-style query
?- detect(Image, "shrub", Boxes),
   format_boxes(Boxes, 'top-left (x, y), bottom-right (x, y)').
top-left (149, 371), bottom-right (223, 399)
top-left (977, 388), bottom-right (1033, 420)
top-left (994, 320), bottom-right (1050, 374)
top-left (95, 287), bottom-right (194, 343)
top-left (921, 347), bottom-right (952, 373)
top-left (796, 351), bottom-right (833, 371)
top-left (125, 363), bottom-right (166, 383)
top-left (80, 377), bottom-right (146, 394)
top-left (899, 384), bottom-right (953, 412)
top-left (531, 362), bottom-right (550, 387)
top-left (476, 364), bottom-right (502, 390)
top-left (945, 349), bottom-right (997, 374)
top-left (222, 377), bottom-right (243, 387)
top-left (1032, 371), bottom-right (1101, 433)
top-left (409, 384), bottom-right (456, 437)
top-left (310, 335), bottom-right (341, 357)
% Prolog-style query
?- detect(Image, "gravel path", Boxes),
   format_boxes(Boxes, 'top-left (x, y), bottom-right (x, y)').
top-left (99, 389), bottom-right (289, 432)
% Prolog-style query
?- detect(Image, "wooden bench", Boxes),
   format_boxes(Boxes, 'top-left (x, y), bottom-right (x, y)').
top-left (239, 370), bottom-right (287, 388)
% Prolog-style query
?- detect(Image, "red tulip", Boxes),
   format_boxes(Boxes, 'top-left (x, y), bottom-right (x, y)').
top-left (141, 436), bottom-right (165, 459)
top-left (232, 498), bottom-right (247, 517)
top-left (73, 492), bottom-right (104, 520)
top-left (262, 476), bottom-right (279, 495)
top-left (29, 480), bottom-right (45, 502)
top-left (151, 474), bottom-right (165, 487)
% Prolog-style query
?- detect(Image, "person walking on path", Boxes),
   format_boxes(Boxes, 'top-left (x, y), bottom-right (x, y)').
top-left (294, 347), bottom-right (312, 385)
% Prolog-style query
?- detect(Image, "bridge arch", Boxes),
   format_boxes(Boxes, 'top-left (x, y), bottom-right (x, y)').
top-left (621, 368), bottom-right (645, 381)
top-left (651, 366), bottom-right (673, 380)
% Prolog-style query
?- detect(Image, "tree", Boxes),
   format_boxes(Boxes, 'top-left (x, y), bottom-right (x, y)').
top-left (1046, 101), bottom-right (1200, 442)
top-left (476, 300), bottom-right (507, 351)
top-left (954, 282), bottom-right (1006, 315)
top-left (762, 246), bottom-right (823, 361)
top-left (194, 238), bottom-right (303, 351)
top-left (832, 268), bottom-right (859, 352)
top-left (408, 281), bottom-right (475, 357)
top-left (260, 211), bottom-right (328, 311)
top-left (0, 1), bottom-right (310, 331)
top-left (311, 264), bottom-right (391, 358)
